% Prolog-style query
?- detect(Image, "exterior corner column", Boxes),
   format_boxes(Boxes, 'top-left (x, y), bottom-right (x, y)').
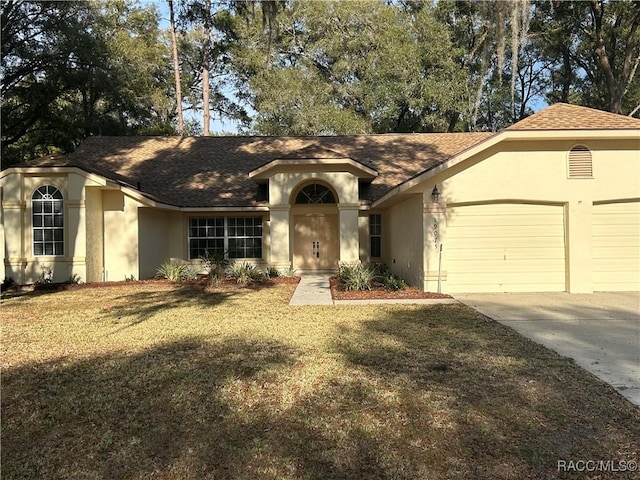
top-left (67, 199), bottom-right (87, 282)
top-left (565, 200), bottom-right (593, 293)
top-left (269, 204), bottom-right (291, 268)
top-left (423, 198), bottom-right (447, 293)
top-left (338, 203), bottom-right (360, 263)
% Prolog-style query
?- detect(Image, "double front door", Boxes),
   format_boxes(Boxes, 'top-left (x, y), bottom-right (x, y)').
top-left (293, 214), bottom-right (339, 270)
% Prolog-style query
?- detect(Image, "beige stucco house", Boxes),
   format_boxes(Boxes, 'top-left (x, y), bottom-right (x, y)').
top-left (2, 103), bottom-right (639, 293)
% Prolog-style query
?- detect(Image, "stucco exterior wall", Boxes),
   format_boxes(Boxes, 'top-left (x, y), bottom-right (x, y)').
top-left (103, 190), bottom-right (140, 281)
top-left (407, 138), bottom-right (640, 293)
top-left (1, 171), bottom-right (103, 284)
top-left (137, 208), bottom-right (186, 278)
top-left (387, 194), bottom-right (424, 287)
top-left (431, 139), bottom-right (639, 205)
top-left (268, 170), bottom-right (361, 269)
top-left (85, 187), bottom-right (104, 283)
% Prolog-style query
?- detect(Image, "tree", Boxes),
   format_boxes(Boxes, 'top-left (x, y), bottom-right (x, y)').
top-left (1, 0), bottom-right (176, 167)
top-left (232, 0), bottom-right (467, 135)
top-left (168, 0), bottom-right (184, 135)
top-left (435, 0), bottom-right (535, 131)
top-left (530, 0), bottom-right (640, 116)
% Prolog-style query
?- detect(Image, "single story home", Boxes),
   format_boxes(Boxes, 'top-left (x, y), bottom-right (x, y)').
top-left (1, 103), bottom-right (639, 293)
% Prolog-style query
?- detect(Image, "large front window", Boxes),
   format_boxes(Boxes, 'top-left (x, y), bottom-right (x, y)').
top-left (32, 186), bottom-right (64, 256)
top-left (189, 217), bottom-right (262, 259)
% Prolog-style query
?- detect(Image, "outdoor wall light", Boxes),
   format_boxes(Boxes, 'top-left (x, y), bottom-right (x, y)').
top-left (431, 185), bottom-right (440, 203)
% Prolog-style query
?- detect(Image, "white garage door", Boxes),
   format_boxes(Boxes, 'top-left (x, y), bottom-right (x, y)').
top-left (593, 201), bottom-right (640, 291)
top-left (446, 203), bottom-right (566, 293)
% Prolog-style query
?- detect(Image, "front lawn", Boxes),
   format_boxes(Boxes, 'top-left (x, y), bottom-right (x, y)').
top-left (2, 283), bottom-right (638, 479)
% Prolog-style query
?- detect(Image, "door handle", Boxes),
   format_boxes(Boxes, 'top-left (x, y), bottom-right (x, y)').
top-left (317, 242), bottom-right (320, 258)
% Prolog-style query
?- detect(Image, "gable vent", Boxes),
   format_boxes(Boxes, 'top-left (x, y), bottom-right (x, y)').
top-left (568, 146), bottom-right (593, 178)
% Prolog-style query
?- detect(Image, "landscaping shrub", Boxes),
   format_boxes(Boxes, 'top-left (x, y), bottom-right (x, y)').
top-left (281, 265), bottom-right (297, 278)
top-left (227, 261), bottom-right (263, 284)
top-left (263, 266), bottom-right (281, 279)
top-left (374, 264), bottom-right (407, 291)
top-left (156, 260), bottom-right (197, 282)
top-left (380, 272), bottom-right (407, 290)
top-left (338, 262), bottom-right (378, 290)
top-left (35, 264), bottom-right (53, 285)
top-left (66, 273), bottom-right (82, 285)
top-left (200, 250), bottom-right (229, 285)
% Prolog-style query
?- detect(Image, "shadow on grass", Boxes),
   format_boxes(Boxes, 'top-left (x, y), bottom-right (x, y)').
top-left (3, 304), bottom-right (640, 480)
top-left (334, 305), bottom-right (640, 479)
top-left (2, 337), bottom-right (298, 480)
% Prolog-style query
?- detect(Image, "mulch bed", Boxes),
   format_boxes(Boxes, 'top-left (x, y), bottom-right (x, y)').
top-left (11, 276), bottom-right (300, 293)
top-left (330, 276), bottom-right (452, 300)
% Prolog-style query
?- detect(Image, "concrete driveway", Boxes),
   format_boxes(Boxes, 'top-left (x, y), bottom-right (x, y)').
top-left (455, 292), bottom-right (640, 406)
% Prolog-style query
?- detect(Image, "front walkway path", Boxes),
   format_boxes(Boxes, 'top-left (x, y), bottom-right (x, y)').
top-left (289, 274), bottom-right (461, 306)
top-left (289, 274), bottom-right (334, 305)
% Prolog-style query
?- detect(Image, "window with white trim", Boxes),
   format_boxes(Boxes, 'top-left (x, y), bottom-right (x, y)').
top-left (568, 145), bottom-right (593, 178)
top-left (32, 185), bottom-right (64, 256)
top-left (189, 217), bottom-right (263, 260)
top-left (369, 214), bottom-right (381, 258)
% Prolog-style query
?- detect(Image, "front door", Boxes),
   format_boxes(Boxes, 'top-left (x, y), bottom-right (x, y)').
top-left (293, 214), bottom-right (339, 270)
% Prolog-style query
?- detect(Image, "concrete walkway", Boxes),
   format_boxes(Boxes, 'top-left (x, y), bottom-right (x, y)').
top-left (289, 274), bottom-right (334, 305)
top-left (456, 292), bottom-right (640, 406)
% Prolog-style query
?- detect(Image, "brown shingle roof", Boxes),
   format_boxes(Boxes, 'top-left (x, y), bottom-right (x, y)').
top-left (508, 103), bottom-right (640, 130)
top-left (25, 133), bottom-right (492, 207)
top-left (21, 104), bottom-right (636, 208)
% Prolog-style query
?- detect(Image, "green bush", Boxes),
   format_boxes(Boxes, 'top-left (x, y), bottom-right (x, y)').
top-left (200, 250), bottom-right (229, 285)
top-left (381, 272), bottom-right (407, 290)
top-left (156, 260), bottom-right (197, 282)
top-left (35, 265), bottom-right (53, 285)
top-left (281, 265), bottom-right (297, 278)
top-left (227, 261), bottom-right (263, 284)
top-left (373, 264), bottom-right (407, 291)
top-left (66, 273), bottom-right (82, 285)
top-left (263, 266), bottom-right (281, 279)
top-left (338, 262), bottom-right (378, 291)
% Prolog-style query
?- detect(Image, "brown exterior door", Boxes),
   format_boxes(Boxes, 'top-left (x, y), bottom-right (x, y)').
top-left (293, 214), bottom-right (339, 270)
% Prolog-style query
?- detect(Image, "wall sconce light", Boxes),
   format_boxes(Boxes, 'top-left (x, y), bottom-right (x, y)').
top-left (431, 185), bottom-right (440, 203)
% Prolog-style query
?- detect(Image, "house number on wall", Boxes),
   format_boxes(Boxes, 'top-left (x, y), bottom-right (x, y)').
top-left (432, 220), bottom-right (439, 248)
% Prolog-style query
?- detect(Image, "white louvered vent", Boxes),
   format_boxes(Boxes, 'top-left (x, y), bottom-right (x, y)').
top-left (568, 146), bottom-right (593, 178)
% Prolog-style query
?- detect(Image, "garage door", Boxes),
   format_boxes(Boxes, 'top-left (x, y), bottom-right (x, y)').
top-left (593, 201), bottom-right (640, 291)
top-left (446, 203), bottom-right (566, 293)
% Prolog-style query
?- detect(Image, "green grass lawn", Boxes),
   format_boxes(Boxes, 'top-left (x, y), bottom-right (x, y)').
top-left (2, 283), bottom-right (639, 480)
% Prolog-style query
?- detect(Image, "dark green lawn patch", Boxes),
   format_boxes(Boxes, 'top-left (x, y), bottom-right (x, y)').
top-left (2, 285), bottom-right (638, 479)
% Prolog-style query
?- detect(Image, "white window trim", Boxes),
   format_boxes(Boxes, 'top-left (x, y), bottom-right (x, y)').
top-left (32, 185), bottom-right (64, 257)
top-left (188, 216), bottom-right (263, 260)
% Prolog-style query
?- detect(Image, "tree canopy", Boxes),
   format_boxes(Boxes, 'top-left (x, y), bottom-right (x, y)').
top-left (2, 0), bottom-right (639, 166)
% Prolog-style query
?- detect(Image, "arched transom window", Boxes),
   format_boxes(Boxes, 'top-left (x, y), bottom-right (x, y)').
top-left (32, 185), bottom-right (64, 256)
top-left (295, 183), bottom-right (336, 204)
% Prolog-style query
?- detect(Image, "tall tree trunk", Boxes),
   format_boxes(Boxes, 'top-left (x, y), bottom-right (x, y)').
top-left (168, 0), bottom-right (184, 135)
top-left (202, 0), bottom-right (211, 135)
top-left (590, 0), bottom-right (640, 114)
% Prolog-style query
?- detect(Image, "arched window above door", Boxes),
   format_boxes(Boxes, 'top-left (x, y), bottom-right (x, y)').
top-left (295, 183), bottom-right (336, 204)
